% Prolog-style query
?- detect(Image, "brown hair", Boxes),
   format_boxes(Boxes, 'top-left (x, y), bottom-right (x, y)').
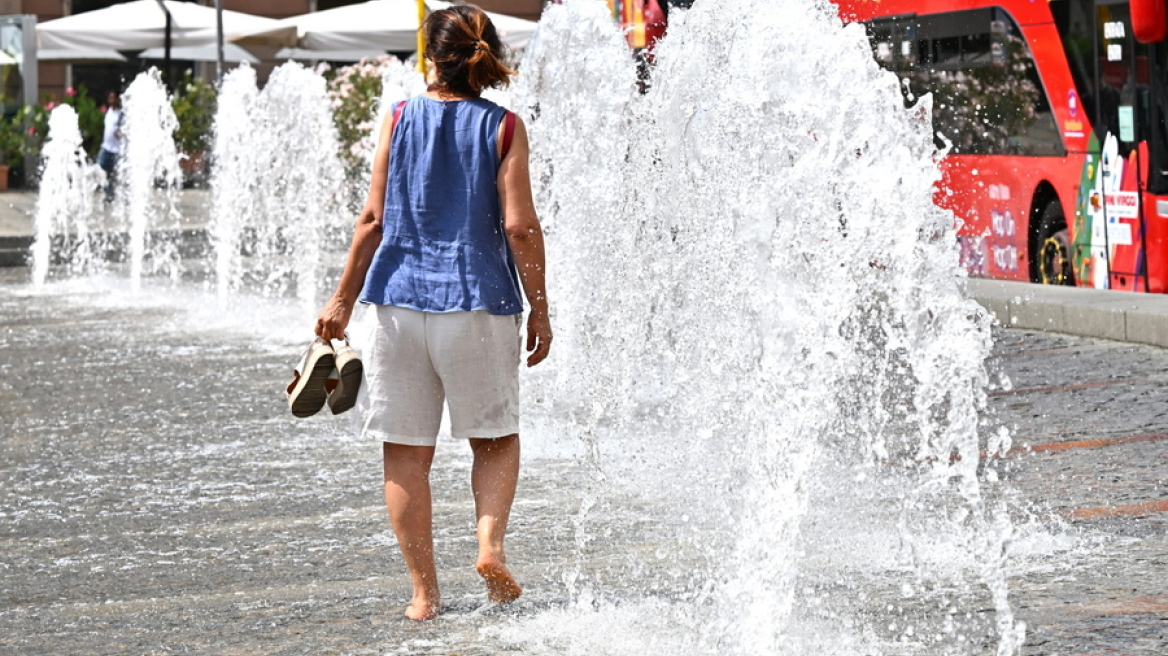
top-left (422, 5), bottom-right (514, 97)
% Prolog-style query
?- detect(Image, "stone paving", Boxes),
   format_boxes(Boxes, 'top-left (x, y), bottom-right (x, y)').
top-left (0, 266), bottom-right (1166, 655)
top-left (985, 330), bottom-right (1168, 655)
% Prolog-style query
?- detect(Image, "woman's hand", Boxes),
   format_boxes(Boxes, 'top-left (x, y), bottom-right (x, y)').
top-left (525, 310), bottom-right (552, 367)
top-left (315, 295), bottom-right (354, 342)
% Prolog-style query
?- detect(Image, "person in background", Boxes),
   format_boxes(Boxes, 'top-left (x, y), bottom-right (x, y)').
top-left (97, 90), bottom-right (123, 201)
top-left (314, 4), bottom-right (551, 621)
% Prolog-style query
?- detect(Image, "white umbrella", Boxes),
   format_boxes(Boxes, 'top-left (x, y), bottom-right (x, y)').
top-left (37, 0), bottom-right (278, 51)
top-left (140, 42), bottom-right (259, 64)
top-left (275, 48), bottom-right (388, 62)
top-left (37, 48), bottom-right (127, 63)
top-left (233, 0), bottom-right (537, 52)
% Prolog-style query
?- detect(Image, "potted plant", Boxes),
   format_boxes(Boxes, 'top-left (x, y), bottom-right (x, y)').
top-left (0, 115), bottom-right (23, 191)
top-left (171, 71), bottom-right (216, 183)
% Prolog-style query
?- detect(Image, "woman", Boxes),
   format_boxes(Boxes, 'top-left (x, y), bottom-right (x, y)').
top-left (314, 5), bottom-right (551, 621)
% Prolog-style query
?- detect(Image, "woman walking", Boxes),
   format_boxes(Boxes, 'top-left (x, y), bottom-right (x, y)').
top-left (314, 5), bottom-right (551, 621)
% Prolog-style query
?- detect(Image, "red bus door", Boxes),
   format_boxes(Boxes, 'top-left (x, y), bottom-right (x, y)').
top-left (1068, 1), bottom-right (1154, 290)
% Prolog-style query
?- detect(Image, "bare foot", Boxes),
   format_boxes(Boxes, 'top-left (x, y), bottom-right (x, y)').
top-left (404, 594), bottom-right (440, 620)
top-left (476, 555), bottom-right (522, 603)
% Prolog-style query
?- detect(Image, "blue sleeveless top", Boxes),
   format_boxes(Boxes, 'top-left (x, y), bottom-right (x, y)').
top-left (359, 95), bottom-right (523, 315)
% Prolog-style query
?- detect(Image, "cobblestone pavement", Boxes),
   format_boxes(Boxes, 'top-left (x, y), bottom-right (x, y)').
top-left (1, 269), bottom-right (1166, 655)
top-left (986, 330), bottom-right (1168, 655)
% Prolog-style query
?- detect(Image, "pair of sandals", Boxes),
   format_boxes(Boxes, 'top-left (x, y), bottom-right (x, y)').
top-left (286, 336), bottom-right (363, 417)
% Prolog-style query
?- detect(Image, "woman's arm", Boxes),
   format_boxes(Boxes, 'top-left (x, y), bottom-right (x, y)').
top-left (497, 115), bottom-right (552, 367)
top-left (315, 108), bottom-right (396, 342)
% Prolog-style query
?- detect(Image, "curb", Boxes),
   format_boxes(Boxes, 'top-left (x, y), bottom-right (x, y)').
top-left (967, 278), bottom-right (1168, 349)
top-left (0, 230), bottom-right (213, 268)
top-left (0, 225), bottom-right (350, 269)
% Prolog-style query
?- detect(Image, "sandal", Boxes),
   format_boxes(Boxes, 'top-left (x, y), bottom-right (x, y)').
top-left (327, 334), bottom-right (363, 415)
top-left (286, 338), bottom-right (337, 418)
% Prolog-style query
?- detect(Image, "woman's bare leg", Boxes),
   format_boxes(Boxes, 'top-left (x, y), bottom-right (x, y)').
top-left (469, 434), bottom-right (522, 602)
top-left (383, 442), bottom-right (440, 620)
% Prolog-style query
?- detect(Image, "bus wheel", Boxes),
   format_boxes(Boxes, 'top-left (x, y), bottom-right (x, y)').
top-left (1037, 202), bottom-right (1074, 286)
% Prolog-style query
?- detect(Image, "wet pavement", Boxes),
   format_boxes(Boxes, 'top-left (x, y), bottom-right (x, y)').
top-left (986, 331), bottom-right (1168, 655)
top-left (0, 266), bottom-right (1166, 655)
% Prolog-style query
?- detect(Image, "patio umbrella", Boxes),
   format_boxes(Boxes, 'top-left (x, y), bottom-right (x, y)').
top-left (232, 0), bottom-right (537, 53)
top-left (139, 42), bottom-right (259, 64)
top-left (37, 0), bottom-right (277, 51)
top-left (37, 48), bottom-right (127, 63)
top-left (275, 48), bottom-right (388, 62)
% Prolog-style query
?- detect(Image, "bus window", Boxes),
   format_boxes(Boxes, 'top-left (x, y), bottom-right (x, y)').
top-left (867, 8), bottom-right (1065, 156)
top-left (1150, 42), bottom-right (1168, 193)
top-left (1052, 0), bottom-right (1100, 131)
top-left (1091, 1), bottom-right (1167, 195)
top-left (1096, 4), bottom-right (1137, 148)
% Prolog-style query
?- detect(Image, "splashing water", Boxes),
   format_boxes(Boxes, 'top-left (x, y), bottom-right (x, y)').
top-left (499, 1), bottom-right (1025, 654)
top-left (30, 105), bottom-right (103, 286)
top-left (378, 57), bottom-right (427, 111)
top-left (118, 69), bottom-right (182, 294)
top-left (17, 1), bottom-right (1030, 652)
top-left (210, 64), bottom-right (261, 306)
top-left (209, 62), bottom-right (346, 313)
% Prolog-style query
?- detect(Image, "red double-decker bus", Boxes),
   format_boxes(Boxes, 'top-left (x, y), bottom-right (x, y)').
top-left (834, 0), bottom-right (1168, 292)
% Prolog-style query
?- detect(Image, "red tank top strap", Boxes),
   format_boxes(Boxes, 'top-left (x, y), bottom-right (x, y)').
top-left (502, 110), bottom-right (516, 158)
top-left (392, 100), bottom-right (407, 131)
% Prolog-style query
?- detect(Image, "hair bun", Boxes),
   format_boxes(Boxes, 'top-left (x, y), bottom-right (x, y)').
top-left (476, 39), bottom-right (490, 52)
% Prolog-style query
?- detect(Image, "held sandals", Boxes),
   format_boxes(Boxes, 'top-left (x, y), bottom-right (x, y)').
top-left (286, 335), bottom-right (363, 418)
top-left (328, 337), bottom-right (363, 415)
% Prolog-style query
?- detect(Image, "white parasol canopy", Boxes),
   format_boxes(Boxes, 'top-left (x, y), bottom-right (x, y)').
top-left (140, 42), bottom-right (260, 64)
top-left (275, 48), bottom-right (388, 62)
top-left (37, 0), bottom-right (278, 52)
top-left (37, 48), bottom-right (128, 63)
top-left (232, 0), bottom-right (537, 54)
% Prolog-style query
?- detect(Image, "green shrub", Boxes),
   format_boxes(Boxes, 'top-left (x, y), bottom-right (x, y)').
top-left (171, 71), bottom-right (217, 155)
top-left (4, 86), bottom-right (107, 168)
top-left (324, 56), bottom-right (397, 181)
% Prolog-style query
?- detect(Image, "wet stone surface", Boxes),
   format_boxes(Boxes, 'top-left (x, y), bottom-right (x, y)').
top-left (0, 277), bottom-right (580, 655)
top-left (986, 329), bottom-right (1168, 656)
top-left (1, 275), bottom-right (1166, 655)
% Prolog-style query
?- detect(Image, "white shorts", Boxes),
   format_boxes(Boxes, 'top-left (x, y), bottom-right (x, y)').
top-left (362, 305), bottom-right (521, 446)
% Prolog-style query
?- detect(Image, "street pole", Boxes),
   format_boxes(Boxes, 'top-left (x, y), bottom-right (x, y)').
top-left (154, 0), bottom-right (173, 91)
top-left (215, 0), bottom-right (225, 83)
top-left (416, 0), bottom-right (427, 75)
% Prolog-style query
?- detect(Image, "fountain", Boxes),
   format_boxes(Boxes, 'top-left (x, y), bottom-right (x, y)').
top-left (209, 62), bottom-right (347, 314)
top-left (27, 68), bottom-right (184, 292)
top-left (14, 1), bottom-right (1031, 653)
top-left (29, 105), bottom-right (102, 286)
top-left (118, 68), bottom-right (183, 294)
top-left (495, 0), bottom-right (1025, 654)
top-left (209, 64), bottom-right (261, 306)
